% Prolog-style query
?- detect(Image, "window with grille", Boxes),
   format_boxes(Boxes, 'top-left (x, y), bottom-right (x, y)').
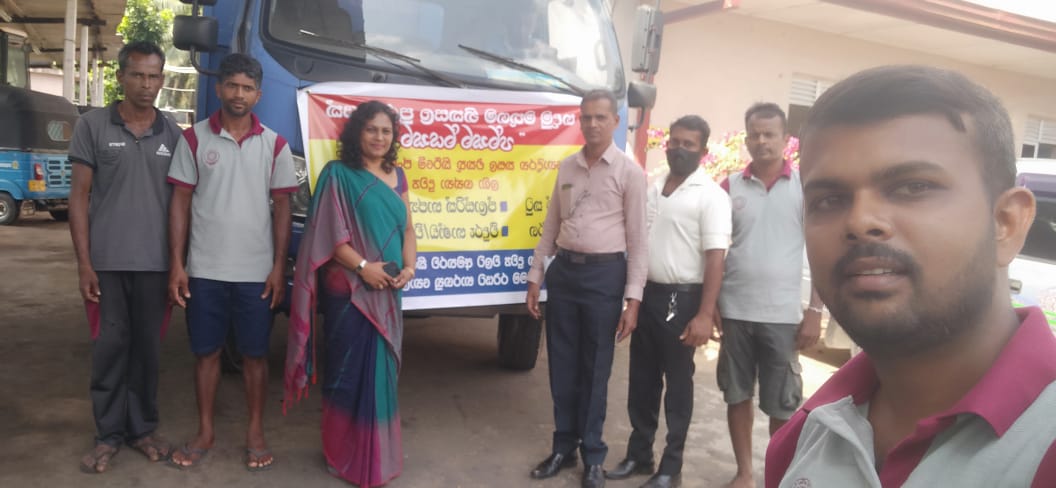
top-left (1022, 116), bottom-right (1056, 159)
top-left (787, 76), bottom-right (833, 137)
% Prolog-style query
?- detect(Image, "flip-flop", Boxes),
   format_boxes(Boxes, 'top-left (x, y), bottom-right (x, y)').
top-left (245, 447), bottom-right (274, 472)
top-left (166, 443), bottom-right (209, 470)
top-left (128, 434), bottom-right (173, 462)
top-left (79, 443), bottom-right (119, 474)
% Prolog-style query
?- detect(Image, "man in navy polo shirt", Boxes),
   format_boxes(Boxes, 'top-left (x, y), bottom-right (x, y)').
top-left (767, 65), bottom-right (1056, 487)
top-left (167, 53), bottom-right (298, 471)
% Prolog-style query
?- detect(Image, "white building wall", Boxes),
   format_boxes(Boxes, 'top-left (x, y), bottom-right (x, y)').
top-left (649, 12), bottom-right (1056, 167)
top-left (29, 69), bottom-right (65, 97)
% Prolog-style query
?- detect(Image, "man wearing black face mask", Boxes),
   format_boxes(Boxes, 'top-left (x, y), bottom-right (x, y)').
top-left (607, 115), bottom-right (731, 488)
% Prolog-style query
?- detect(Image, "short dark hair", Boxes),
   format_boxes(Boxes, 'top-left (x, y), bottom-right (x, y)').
top-left (338, 100), bottom-right (401, 172)
top-left (800, 65), bottom-right (1015, 201)
top-left (117, 41), bottom-right (165, 71)
top-left (580, 89), bottom-right (618, 115)
top-left (670, 115), bottom-right (710, 146)
top-left (744, 102), bottom-right (787, 133)
top-left (217, 53), bottom-right (264, 88)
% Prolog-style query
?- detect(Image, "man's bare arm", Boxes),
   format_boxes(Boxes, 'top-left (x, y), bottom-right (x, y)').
top-left (69, 164), bottom-right (99, 302)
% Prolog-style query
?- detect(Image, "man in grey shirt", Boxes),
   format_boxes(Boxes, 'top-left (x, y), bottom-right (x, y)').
top-left (68, 41), bottom-right (181, 474)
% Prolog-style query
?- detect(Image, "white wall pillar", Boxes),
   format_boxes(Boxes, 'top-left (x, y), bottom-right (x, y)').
top-left (79, 25), bottom-right (89, 105)
top-left (93, 60), bottom-right (104, 106)
top-left (62, 0), bottom-right (77, 101)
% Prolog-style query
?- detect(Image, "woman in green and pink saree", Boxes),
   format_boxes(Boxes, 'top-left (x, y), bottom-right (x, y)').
top-left (285, 100), bottom-right (417, 487)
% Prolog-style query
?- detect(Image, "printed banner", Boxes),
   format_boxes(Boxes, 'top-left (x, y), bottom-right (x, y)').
top-left (297, 83), bottom-right (582, 310)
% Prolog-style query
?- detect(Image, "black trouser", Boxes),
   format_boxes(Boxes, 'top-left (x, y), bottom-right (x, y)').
top-left (625, 282), bottom-right (700, 475)
top-left (544, 254), bottom-right (626, 466)
top-left (90, 271), bottom-right (168, 447)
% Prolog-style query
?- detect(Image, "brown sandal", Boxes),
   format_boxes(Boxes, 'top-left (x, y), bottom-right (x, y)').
top-left (79, 443), bottom-right (119, 474)
top-left (128, 434), bottom-right (173, 462)
top-left (167, 443), bottom-right (209, 470)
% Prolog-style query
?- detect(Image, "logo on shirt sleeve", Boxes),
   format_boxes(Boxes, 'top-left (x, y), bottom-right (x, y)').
top-left (156, 143), bottom-right (172, 157)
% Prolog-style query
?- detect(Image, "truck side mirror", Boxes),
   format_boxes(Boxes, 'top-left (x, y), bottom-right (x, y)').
top-left (630, 5), bottom-right (663, 75)
top-left (173, 16), bottom-right (218, 53)
top-left (173, 1), bottom-right (219, 77)
top-left (627, 80), bottom-right (656, 110)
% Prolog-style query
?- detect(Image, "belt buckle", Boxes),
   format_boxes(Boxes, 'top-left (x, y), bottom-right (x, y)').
top-left (570, 253), bottom-right (586, 264)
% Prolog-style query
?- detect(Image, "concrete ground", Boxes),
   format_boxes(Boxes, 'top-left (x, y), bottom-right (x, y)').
top-left (0, 215), bottom-right (845, 488)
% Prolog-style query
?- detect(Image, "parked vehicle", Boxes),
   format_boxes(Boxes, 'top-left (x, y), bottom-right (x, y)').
top-left (0, 27), bottom-right (79, 225)
top-left (174, 0), bottom-right (662, 370)
top-left (1011, 158), bottom-right (1056, 333)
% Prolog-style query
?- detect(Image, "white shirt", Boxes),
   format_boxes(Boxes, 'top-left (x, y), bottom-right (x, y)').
top-left (645, 167), bottom-right (731, 284)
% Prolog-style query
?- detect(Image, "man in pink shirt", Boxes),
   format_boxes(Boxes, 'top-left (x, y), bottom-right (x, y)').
top-left (767, 65), bottom-right (1056, 487)
top-left (525, 89), bottom-right (648, 488)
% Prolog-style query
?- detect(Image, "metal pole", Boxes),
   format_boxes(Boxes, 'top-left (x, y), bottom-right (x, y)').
top-left (62, 0), bottom-right (76, 101)
top-left (79, 25), bottom-right (89, 105)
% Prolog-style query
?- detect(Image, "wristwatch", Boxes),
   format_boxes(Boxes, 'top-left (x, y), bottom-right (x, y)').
top-left (356, 259), bottom-right (368, 273)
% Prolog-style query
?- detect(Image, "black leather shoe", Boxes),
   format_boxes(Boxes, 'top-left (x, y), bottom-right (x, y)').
top-left (582, 464), bottom-right (606, 488)
top-left (530, 452), bottom-right (577, 479)
top-left (605, 458), bottom-right (655, 480)
top-left (640, 473), bottom-right (681, 488)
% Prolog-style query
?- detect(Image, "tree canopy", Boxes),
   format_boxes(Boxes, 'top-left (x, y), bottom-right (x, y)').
top-left (104, 0), bottom-right (177, 105)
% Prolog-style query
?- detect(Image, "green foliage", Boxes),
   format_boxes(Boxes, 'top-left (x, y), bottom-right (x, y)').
top-left (102, 62), bottom-right (120, 105)
top-left (117, 0), bottom-right (175, 47)
top-left (103, 0), bottom-right (174, 105)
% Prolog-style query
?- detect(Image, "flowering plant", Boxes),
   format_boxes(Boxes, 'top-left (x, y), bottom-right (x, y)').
top-left (647, 126), bottom-right (800, 181)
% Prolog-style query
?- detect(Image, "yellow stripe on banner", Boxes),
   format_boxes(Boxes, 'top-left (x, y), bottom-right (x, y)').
top-left (305, 141), bottom-right (577, 252)
top-left (306, 139), bottom-right (340, 191)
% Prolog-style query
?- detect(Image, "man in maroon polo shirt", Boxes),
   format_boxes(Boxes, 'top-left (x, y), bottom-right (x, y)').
top-left (766, 65), bottom-right (1056, 487)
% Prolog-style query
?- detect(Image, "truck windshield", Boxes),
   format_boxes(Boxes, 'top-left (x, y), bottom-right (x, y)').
top-left (265, 0), bottom-right (623, 94)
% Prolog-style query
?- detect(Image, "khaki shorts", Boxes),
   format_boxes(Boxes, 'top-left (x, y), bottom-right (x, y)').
top-left (716, 318), bottom-right (803, 420)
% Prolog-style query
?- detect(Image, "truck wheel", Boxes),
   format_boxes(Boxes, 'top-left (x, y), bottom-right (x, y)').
top-left (49, 210), bottom-right (69, 221)
top-left (497, 314), bottom-right (542, 370)
top-left (0, 193), bottom-right (19, 225)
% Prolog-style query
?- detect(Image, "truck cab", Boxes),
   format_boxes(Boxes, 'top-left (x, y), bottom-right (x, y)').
top-left (0, 27), bottom-right (80, 225)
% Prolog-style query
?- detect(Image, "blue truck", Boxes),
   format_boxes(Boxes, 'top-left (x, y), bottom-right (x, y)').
top-left (173, 0), bottom-right (661, 370)
top-left (0, 28), bottom-right (80, 225)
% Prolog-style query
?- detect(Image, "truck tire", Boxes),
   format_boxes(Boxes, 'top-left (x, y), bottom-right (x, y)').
top-left (497, 314), bottom-right (542, 370)
top-left (49, 210), bottom-right (68, 221)
top-left (0, 193), bottom-right (18, 225)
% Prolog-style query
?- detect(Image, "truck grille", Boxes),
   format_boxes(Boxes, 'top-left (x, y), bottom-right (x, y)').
top-left (46, 158), bottom-right (72, 188)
